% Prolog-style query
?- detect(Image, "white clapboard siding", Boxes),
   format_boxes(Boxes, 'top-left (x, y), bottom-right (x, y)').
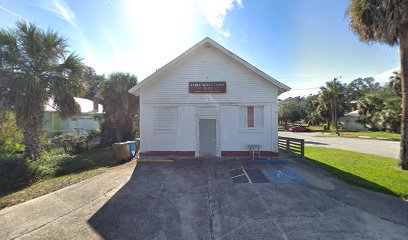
top-left (137, 39), bottom-right (283, 155)
top-left (141, 45), bottom-right (278, 105)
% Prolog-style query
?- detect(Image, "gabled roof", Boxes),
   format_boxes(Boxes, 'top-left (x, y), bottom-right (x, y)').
top-left (129, 37), bottom-right (291, 95)
top-left (45, 97), bottom-right (104, 114)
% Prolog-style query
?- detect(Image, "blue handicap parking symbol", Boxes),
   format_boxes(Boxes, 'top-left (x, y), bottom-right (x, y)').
top-left (262, 169), bottom-right (305, 183)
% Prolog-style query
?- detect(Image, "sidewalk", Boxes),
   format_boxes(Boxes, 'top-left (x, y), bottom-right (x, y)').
top-left (0, 161), bottom-right (136, 240)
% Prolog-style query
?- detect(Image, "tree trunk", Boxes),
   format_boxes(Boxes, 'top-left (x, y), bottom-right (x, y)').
top-left (334, 98), bottom-right (340, 136)
top-left (399, 30), bottom-right (408, 170)
top-left (284, 120), bottom-right (288, 130)
top-left (23, 111), bottom-right (44, 159)
top-left (326, 114), bottom-right (330, 130)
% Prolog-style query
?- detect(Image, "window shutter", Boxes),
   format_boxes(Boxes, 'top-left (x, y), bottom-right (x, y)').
top-left (153, 107), bottom-right (178, 130)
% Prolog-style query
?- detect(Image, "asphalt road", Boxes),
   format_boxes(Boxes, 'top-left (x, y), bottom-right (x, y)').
top-left (1, 156), bottom-right (407, 240)
top-left (279, 131), bottom-right (399, 159)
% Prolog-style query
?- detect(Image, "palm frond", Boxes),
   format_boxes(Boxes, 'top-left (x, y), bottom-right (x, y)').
top-left (348, 0), bottom-right (408, 45)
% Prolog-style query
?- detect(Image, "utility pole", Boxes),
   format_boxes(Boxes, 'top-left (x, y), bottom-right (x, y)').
top-left (333, 76), bottom-right (341, 136)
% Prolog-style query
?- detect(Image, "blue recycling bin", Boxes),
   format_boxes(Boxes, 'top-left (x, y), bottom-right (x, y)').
top-left (123, 139), bottom-right (140, 160)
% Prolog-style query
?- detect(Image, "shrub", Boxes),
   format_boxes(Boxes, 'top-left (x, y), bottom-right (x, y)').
top-left (50, 130), bottom-right (101, 154)
top-left (29, 149), bottom-right (73, 177)
top-left (0, 113), bottom-right (24, 155)
top-left (86, 129), bottom-right (101, 148)
top-left (50, 133), bottom-right (87, 154)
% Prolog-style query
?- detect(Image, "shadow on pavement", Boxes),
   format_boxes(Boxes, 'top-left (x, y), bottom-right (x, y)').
top-left (87, 165), bottom-right (165, 240)
top-left (304, 141), bottom-right (328, 146)
top-left (87, 160), bottom-right (212, 240)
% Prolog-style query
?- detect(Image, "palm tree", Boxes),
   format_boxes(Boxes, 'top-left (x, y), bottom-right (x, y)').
top-left (98, 72), bottom-right (139, 145)
top-left (389, 71), bottom-right (402, 97)
top-left (357, 94), bottom-right (384, 129)
top-left (319, 79), bottom-right (344, 134)
top-left (0, 22), bottom-right (84, 159)
top-left (326, 79), bottom-right (342, 136)
top-left (318, 87), bottom-right (332, 130)
top-left (348, 0), bottom-right (408, 170)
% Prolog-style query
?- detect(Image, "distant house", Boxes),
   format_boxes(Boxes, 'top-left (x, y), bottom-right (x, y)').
top-left (340, 110), bottom-right (366, 131)
top-left (129, 37), bottom-right (290, 157)
top-left (43, 97), bottom-right (103, 134)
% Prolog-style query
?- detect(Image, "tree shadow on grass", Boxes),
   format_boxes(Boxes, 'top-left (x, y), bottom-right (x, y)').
top-left (0, 156), bottom-right (34, 197)
top-left (304, 156), bottom-right (397, 197)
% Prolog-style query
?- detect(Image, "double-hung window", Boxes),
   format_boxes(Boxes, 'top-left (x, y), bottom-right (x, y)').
top-left (240, 105), bottom-right (264, 130)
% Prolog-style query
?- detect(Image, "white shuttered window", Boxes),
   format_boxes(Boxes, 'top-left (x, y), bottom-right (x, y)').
top-left (239, 106), bottom-right (264, 129)
top-left (153, 107), bottom-right (178, 130)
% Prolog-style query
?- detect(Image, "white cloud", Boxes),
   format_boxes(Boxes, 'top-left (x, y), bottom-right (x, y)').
top-left (373, 67), bottom-right (400, 85)
top-left (106, 30), bottom-right (121, 58)
top-left (0, 5), bottom-right (28, 22)
top-left (197, 0), bottom-right (243, 37)
top-left (221, 29), bottom-right (231, 38)
top-left (37, 0), bottom-right (77, 27)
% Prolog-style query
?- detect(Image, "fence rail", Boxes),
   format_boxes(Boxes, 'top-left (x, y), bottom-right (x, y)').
top-left (278, 137), bottom-right (305, 158)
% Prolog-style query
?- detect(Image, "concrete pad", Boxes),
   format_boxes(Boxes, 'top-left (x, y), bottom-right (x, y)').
top-left (1, 155), bottom-right (408, 240)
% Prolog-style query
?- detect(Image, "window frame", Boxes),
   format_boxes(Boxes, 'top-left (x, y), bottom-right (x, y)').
top-left (153, 106), bottom-right (178, 133)
top-left (239, 105), bottom-right (264, 131)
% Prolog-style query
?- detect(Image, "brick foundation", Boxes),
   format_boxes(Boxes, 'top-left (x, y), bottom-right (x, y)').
top-left (221, 151), bottom-right (279, 157)
top-left (140, 151), bottom-right (195, 157)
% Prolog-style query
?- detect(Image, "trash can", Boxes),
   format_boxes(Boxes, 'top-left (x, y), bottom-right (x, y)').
top-left (112, 140), bottom-right (140, 163)
top-left (124, 140), bottom-right (139, 160)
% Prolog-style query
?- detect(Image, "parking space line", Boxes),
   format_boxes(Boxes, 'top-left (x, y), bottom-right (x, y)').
top-left (230, 173), bottom-right (246, 179)
top-left (242, 168), bottom-right (252, 184)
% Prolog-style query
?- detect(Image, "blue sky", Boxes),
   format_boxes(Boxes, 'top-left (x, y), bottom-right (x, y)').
top-left (0, 0), bottom-right (400, 98)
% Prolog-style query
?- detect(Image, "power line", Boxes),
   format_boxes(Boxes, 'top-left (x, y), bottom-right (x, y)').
top-left (290, 87), bottom-right (321, 90)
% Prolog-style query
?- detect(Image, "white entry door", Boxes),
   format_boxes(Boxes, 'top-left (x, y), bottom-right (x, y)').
top-left (199, 119), bottom-right (216, 157)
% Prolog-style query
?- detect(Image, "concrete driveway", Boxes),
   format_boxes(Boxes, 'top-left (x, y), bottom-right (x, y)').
top-left (279, 131), bottom-right (399, 159)
top-left (1, 156), bottom-right (408, 240)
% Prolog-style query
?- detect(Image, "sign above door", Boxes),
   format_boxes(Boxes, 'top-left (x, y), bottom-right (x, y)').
top-left (189, 82), bottom-right (226, 93)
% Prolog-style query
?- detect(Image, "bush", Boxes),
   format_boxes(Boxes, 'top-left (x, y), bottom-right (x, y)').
top-left (29, 149), bottom-right (73, 177)
top-left (0, 146), bottom-right (113, 196)
top-left (50, 133), bottom-right (87, 154)
top-left (0, 113), bottom-right (24, 155)
top-left (50, 130), bottom-right (101, 154)
top-left (0, 156), bottom-right (33, 195)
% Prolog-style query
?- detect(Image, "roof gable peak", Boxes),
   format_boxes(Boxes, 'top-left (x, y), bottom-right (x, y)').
top-left (129, 37), bottom-right (290, 95)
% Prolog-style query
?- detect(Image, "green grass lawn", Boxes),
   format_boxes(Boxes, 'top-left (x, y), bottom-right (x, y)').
top-left (305, 147), bottom-right (408, 199)
top-left (0, 147), bottom-right (117, 209)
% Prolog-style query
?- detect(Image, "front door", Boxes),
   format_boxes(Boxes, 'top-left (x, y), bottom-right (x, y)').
top-left (199, 119), bottom-right (216, 157)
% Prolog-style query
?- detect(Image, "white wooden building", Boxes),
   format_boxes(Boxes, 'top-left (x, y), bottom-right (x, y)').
top-left (129, 37), bottom-right (290, 157)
